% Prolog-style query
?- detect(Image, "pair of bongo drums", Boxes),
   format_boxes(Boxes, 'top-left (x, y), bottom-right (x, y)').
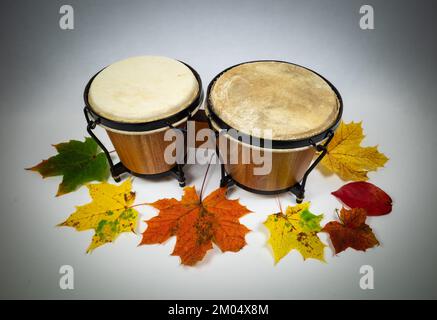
top-left (84, 56), bottom-right (342, 202)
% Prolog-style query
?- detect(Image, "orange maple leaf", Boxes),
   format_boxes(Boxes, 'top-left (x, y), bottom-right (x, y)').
top-left (322, 207), bottom-right (379, 254)
top-left (139, 186), bottom-right (251, 266)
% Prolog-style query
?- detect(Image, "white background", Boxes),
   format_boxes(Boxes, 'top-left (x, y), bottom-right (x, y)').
top-left (1, 0), bottom-right (437, 299)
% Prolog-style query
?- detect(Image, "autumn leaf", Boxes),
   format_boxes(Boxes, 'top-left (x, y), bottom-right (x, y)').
top-left (264, 202), bottom-right (326, 264)
top-left (27, 137), bottom-right (110, 196)
top-left (332, 181), bottom-right (393, 216)
top-left (322, 207), bottom-right (379, 254)
top-left (59, 178), bottom-right (139, 253)
top-left (319, 121), bottom-right (388, 181)
top-left (139, 186), bottom-right (250, 266)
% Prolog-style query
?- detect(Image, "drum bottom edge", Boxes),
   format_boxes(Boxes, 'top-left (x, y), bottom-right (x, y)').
top-left (230, 178), bottom-right (298, 195)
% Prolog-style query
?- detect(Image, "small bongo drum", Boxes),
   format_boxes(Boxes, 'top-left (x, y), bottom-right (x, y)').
top-left (83, 56), bottom-right (203, 186)
top-left (206, 61), bottom-right (342, 202)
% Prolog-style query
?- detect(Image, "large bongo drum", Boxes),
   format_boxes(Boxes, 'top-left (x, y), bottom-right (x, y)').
top-left (83, 56), bottom-right (203, 186)
top-left (205, 61), bottom-right (342, 202)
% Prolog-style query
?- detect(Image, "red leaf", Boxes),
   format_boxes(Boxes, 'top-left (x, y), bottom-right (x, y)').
top-left (332, 182), bottom-right (392, 216)
top-left (322, 207), bottom-right (379, 254)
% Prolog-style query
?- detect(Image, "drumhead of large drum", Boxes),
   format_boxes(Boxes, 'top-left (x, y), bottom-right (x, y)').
top-left (88, 56), bottom-right (199, 124)
top-left (208, 61), bottom-right (340, 142)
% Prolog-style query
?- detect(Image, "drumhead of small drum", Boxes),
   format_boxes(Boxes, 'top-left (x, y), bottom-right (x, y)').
top-left (208, 61), bottom-right (340, 141)
top-left (88, 56), bottom-right (199, 123)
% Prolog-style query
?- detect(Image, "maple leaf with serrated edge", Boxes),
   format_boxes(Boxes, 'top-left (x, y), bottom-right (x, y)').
top-left (322, 207), bottom-right (379, 254)
top-left (319, 121), bottom-right (388, 181)
top-left (58, 178), bottom-right (138, 253)
top-left (139, 186), bottom-right (251, 266)
top-left (26, 137), bottom-right (109, 196)
top-left (264, 202), bottom-right (326, 264)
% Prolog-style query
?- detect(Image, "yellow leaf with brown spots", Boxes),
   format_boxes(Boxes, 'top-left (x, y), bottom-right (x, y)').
top-left (58, 178), bottom-right (138, 253)
top-left (264, 202), bottom-right (326, 264)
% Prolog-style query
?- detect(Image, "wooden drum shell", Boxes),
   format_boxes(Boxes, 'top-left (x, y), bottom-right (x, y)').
top-left (106, 128), bottom-right (182, 175)
top-left (219, 136), bottom-right (316, 192)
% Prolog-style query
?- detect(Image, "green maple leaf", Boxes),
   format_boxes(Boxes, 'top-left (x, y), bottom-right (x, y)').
top-left (27, 137), bottom-right (110, 196)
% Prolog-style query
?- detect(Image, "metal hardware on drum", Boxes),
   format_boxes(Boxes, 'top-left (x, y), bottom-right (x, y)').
top-left (84, 107), bottom-right (127, 182)
top-left (216, 129), bottom-right (335, 203)
top-left (84, 106), bottom-right (188, 186)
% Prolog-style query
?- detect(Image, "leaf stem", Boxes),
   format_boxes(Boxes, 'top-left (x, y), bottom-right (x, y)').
top-left (199, 154), bottom-right (214, 202)
top-left (335, 208), bottom-right (343, 224)
top-left (276, 196), bottom-right (284, 215)
top-left (129, 202), bottom-right (149, 209)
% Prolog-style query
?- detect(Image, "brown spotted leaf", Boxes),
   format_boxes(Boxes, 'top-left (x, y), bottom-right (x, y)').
top-left (58, 178), bottom-right (138, 253)
top-left (139, 186), bottom-right (251, 266)
top-left (322, 207), bottom-right (379, 254)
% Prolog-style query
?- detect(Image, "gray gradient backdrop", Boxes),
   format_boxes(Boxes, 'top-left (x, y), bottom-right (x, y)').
top-left (1, 0), bottom-right (437, 299)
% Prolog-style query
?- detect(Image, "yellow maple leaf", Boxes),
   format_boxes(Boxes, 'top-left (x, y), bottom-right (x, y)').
top-left (319, 121), bottom-right (388, 181)
top-left (58, 178), bottom-right (139, 253)
top-left (264, 202), bottom-right (326, 264)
